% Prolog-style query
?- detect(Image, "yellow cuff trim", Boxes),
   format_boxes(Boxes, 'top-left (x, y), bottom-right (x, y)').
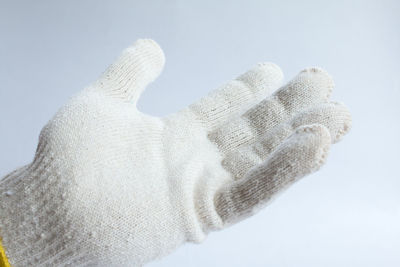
top-left (0, 236), bottom-right (11, 267)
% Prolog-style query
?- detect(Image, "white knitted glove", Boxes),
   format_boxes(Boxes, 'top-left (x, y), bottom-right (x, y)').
top-left (0, 39), bottom-right (351, 266)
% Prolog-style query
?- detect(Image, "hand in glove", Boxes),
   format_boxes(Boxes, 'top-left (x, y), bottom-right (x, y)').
top-left (0, 39), bottom-right (351, 266)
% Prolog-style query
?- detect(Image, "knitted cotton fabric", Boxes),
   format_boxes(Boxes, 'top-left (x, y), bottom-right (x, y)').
top-left (0, 39), bottom-right (351, 266)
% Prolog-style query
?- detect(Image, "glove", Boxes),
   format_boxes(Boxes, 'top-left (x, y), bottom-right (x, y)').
top-left (0, 39), bottom-right (351, 266)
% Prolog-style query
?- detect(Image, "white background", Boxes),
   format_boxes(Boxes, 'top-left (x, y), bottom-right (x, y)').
top-left (0, 0), bottom-right (399, 266)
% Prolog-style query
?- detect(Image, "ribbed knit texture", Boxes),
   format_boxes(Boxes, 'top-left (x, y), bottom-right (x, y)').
top-left (0, 39), bottom-right (351, 266)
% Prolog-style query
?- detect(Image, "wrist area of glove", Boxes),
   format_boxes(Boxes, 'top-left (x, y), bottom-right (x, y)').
top-left (0, 159), bottom-right (88, 267)
top-left (0, 166), bottom-right (31, 266)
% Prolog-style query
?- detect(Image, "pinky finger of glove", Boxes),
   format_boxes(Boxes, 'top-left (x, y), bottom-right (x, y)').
top-left (214, 124), bottom-right (331, 226)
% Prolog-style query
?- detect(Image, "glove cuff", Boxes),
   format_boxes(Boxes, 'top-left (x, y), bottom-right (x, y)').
top-left (0, 153), bottom-right (93, 266)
